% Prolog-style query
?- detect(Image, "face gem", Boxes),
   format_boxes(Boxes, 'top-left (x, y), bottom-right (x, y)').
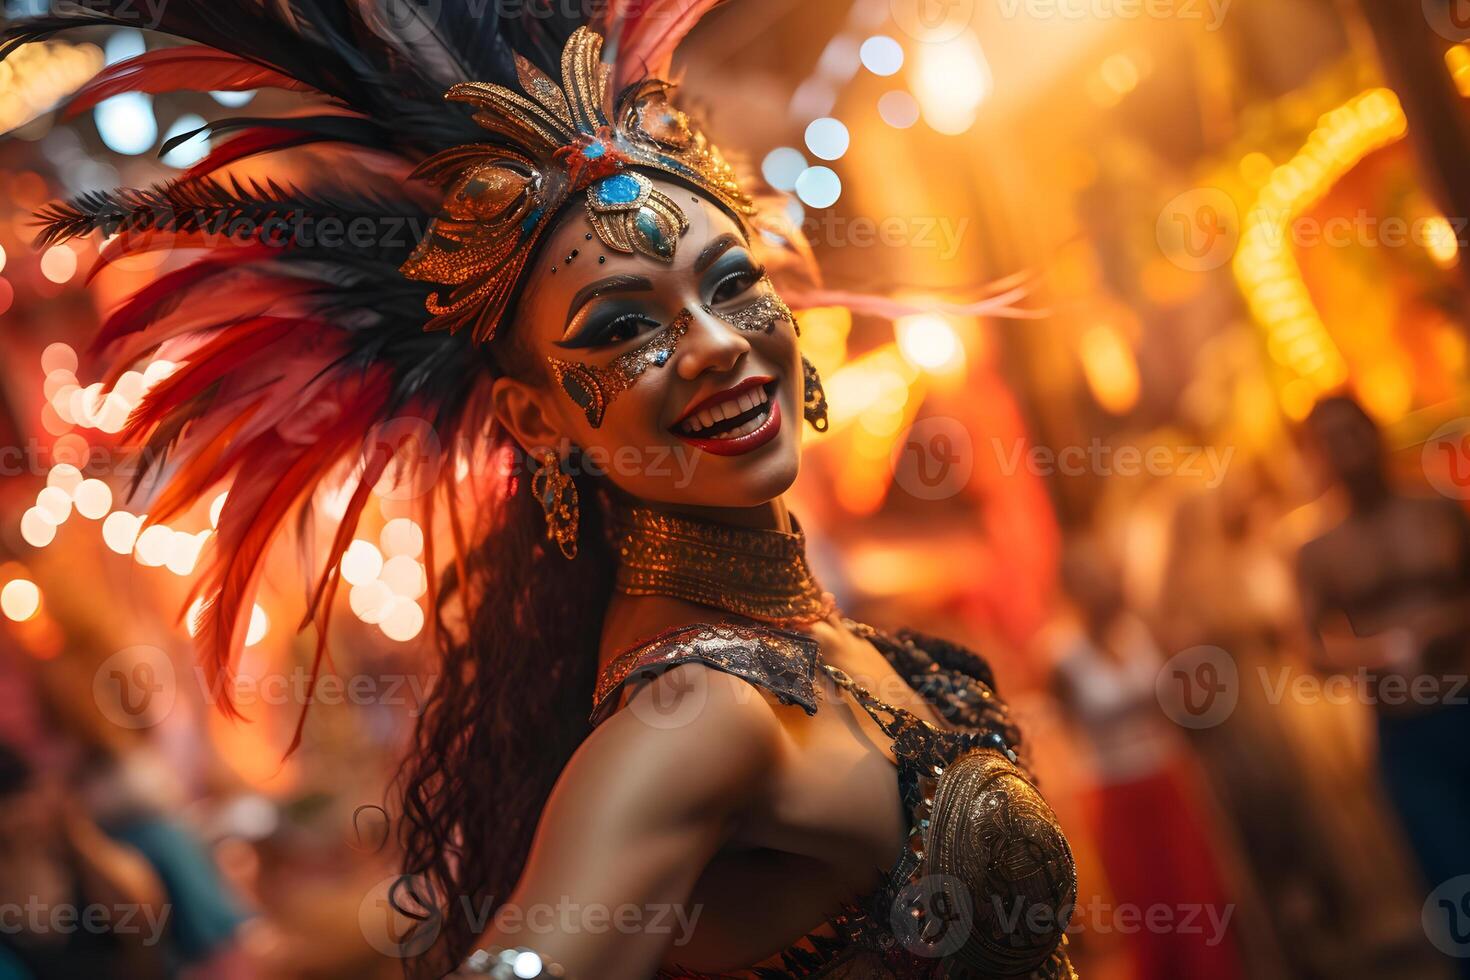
top-left (595, 173), bottom-right (644, 207)
top-left (635, 208), bottom-right (675, 259)
top-left (584, 180), bottom-right (689, 262)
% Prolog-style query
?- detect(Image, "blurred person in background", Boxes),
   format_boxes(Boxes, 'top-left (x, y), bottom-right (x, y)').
top-left (9, 565), bottom-right (257, 979)
top-left (1296, 394), bottom-right (1470, 977)
top-left (1159, 463), bottom-right (1362, 978)
top-left (75, 739), bottom-right (254, 980)
top-left (1049, 535), bottom-right (1243, 980)
top-left (0, 741), bottom-right (167, 980)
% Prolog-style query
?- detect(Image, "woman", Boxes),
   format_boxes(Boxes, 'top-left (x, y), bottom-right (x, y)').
top-left (5, 4), bottom-right (1076, 977)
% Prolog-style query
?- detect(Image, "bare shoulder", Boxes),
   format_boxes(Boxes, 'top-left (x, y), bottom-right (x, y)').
top-left (560, 662), bottom-right (787, 832)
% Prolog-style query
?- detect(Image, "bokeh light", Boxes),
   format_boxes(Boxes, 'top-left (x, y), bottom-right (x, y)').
top-left (860, 36), bottom-right (904, 76)
top-left (804, 117), bottom-right (850, 161)
top-left (795, 166), bottom-right (842, 208)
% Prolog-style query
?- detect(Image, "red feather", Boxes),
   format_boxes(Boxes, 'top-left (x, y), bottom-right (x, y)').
top-left (604, 0), bottom-right (724, 88)
top-left (94, 245), bottom-right (273, 348)
top-left (196, 375), bottom-right (391, 717)
top-left (65, 47), bottom-right (313, 119)
top-left (183, 128), bottom-right (322, 181)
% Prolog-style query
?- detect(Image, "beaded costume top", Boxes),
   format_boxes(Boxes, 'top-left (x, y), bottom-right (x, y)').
top-left (592, 620), bottom-right (1079, 979)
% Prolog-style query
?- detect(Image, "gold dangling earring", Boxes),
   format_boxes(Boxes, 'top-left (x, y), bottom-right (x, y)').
top-left (802, 356), bottom-right (829, 432)
top-left (530, 448), bottom-right (579, 559)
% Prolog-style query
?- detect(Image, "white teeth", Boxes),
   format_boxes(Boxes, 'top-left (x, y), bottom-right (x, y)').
top-left (714, 415), bottom-right (763, 439)
top-left (678, 384), bottom-right (774, 437)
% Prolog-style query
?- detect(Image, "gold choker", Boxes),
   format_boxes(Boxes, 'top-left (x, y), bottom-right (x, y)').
top-left (611, 505), bottom-right (835, 628)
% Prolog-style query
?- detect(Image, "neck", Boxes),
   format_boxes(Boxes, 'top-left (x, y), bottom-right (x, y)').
top-left (610, 498), bottom-right (831, 628)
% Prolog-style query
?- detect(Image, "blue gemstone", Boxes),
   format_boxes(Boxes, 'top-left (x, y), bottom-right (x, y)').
top-left (596, 174), bottom-right (641, 206)
top-left (582, 141), bottom-right (606, 159)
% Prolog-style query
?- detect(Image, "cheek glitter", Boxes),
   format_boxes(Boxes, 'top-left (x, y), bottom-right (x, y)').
top-left (546, 308), bottom-right (692, 428)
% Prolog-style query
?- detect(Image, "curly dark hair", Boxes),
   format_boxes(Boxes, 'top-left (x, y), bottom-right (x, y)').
top-left (393, 424), bottom-right (615, 978)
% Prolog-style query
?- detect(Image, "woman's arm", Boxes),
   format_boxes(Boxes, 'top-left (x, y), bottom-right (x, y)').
top-left (458, 663), bottom-right (787, 980)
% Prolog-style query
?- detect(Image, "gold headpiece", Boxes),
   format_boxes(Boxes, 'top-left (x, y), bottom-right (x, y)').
top-left (399, 27), bottom-right (756, 343)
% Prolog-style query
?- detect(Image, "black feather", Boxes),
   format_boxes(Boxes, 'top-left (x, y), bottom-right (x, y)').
top-left (33, 176), bottom-right (425, 252)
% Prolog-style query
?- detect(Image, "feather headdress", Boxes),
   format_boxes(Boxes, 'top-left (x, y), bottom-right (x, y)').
top-left (4, 1), bottom-right (1037, 752)
top-left (1, 0), bottom-right (740, 749)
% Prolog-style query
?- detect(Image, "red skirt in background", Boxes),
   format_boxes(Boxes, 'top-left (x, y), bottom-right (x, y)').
top-left (1091, 761), bottom-right (1244, 980)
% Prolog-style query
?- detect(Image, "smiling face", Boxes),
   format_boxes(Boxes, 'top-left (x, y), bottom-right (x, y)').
top-left (491, 176), bottom-right (803, 509)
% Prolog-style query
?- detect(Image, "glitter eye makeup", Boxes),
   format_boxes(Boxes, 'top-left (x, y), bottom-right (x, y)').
top-left (547, 308), bottom-right (693, 427)
top-left (702, 277), bottom-right (797, 336)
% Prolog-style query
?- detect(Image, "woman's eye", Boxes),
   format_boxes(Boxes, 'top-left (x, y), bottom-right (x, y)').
top-left (709, 267), bottom-right (764, 305)
top-left (603, 313), bottom-right (659, 344)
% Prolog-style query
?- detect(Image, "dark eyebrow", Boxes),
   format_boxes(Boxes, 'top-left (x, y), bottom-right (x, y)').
top-left (694, 233), bottom-right (743, 274)
top-left (566, 274), bottom-right (654, 325)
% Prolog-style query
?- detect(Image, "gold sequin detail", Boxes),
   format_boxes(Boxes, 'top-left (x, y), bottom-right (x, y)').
top-left (611, 504), bottom-right (835, 628)
top-left (590, 622), bottom-right (819, 725)
top-left (702, 284), bottom-right (795, 335)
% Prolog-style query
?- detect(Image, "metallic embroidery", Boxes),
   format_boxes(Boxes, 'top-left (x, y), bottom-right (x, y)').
top-left (548, 308), bottom-right (692, 428)
top-left (589, 622), bottom-right (820, 726)
top-left (605, 619), bottom-right (1079, 980)
top-left (610, 505), bottom-right (835, 628)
